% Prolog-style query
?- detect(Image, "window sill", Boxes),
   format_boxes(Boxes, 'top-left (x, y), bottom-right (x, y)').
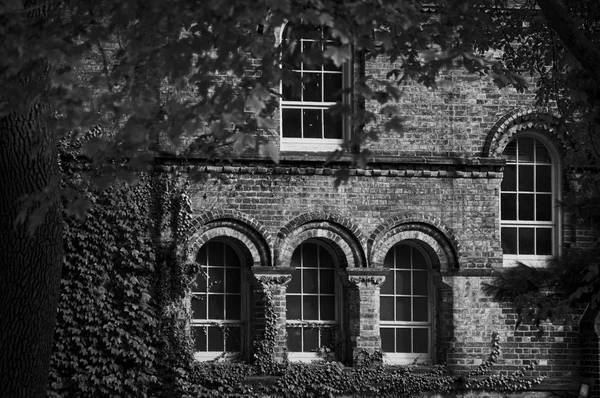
top-left (502, 256), bottom-right (551, 268)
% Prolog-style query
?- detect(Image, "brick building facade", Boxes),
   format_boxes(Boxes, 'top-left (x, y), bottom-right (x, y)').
top-left (155, 24), bottom-right (599, 396)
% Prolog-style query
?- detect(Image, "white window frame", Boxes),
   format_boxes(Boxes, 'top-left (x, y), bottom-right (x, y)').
top-left (279, 22), bottom-right (351, 152)
top-left (380, 242), bottom-right (434, 365)
top-left (191, 239), bottom-right (249, 361)
top-left (285, 239), bottom-right (342, 362)
top-left (500, 132), bottom-right (562, 267)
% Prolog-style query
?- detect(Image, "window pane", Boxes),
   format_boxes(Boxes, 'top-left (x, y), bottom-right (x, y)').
top-left (225, 327), bottom-right (241, 352)
top-left (383, 250), bottom-right (394, 268)
top-left (502, 165), bottom-right (516, 191)
top-left (193, 327), bottom-right (206, 351)
top-left (303, 73), bottom-right (322, 101)
top-left (518, 194), bottom-right (535, 221)
top-left (536, 140), bottom-right (551, 163)
top-left (226, 295), bottom-right (241, 320)
top-left (282, 109), bottom-right (302, 138)
top-left (396, 297), bottom-right (411, 321)
top-left (413, 328), bottom-right (429, 353)
top-left (208, 295), bottom-right (224, 319)
top-left (381, 297), bottom-right (395, 321)
top-left (320, 297), bottom-right (335, 320)
top-left (304, 269), bottom-right (318, 293)
top-left (536, 194), bottom-right (552, 221)
top-left (303, 109), bottom-right (322, 138)
top-left (320, 249), bottom-right (334, 268)
top-left (286, 295), bottom-right (301, 320)
top-left (396, 328), bottom-right (411, 353)
top-left (321, 328), bottom-right (334, 348)
top-left (412, 249), bottom-right (427, 269)
top-left (209, 242), bottom-right (224, 266)
top-left (209, 268), bottom-right (224, 292)
top-left (397, 271), bottom-right (411, 295)
top-left (380, 274), bottom-right (394, 295)
top-left (536, 228), bottom-right (553, 255)
top-left (304, 328), bottom-right (319, 351)
top-left (303, 296), bottom-right (319, 320)
top-left (324, 111), bottom-right (343, 139)
top-left (381, 328), bottom-right (395, 352)
top-left (396, 245), bottom-right (411, 268)
top-left (518, 137), bottom-right (534, 162)
top-left (413, 298), bottom-right (428, 322)
top-left (501, 193), bottom-right (517, 220)
top-left (413, 272), bottom-right (428, 296)
top-left (226, 269), bottom-right (240, 293)
top-left (288, 270), bottom-right (301, 293)
top-left (320, 270), bottom-right (335, 293)
top-left (303, 243), bottom-right (318, 267)
top-left (195, 273), bottom-right (207, 292)
top-left (287, 327), bottom-right (302, 352)
top-left (324, 73), bottom-right (343, 102)
top-left (504, 140), bottom-right (517, 161)
top-left (519, 228), bottom-right (535, 255)
top-left (501, 227), bottom-right (518, 254)
top-left (192, 296), bottom-right (207, 319)
top-left (518, 165), bottom-right (534, 191)
top-left (536, 165), bottom-right (552, 192)
top-left (207, 327), bottom-right (224, 351)
top-left (302, 41), bottom-right (320, 71)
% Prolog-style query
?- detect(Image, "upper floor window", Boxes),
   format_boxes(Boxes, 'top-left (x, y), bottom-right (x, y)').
top-left (500, 135), bottom-right (560, 266)
top-left (192, 240), bottom-right (247, 360)
top-left (380, 242), bottom-right (433, 363)
top-left (286, 240), bottom-right (341, 361)
top-left (280, 23), bottom-right (349, 152)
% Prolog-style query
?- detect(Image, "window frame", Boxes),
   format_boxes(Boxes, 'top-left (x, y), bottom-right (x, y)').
top-left (191, 239), bottom-right (250, 361)
top-left (285, 239), bottom-right (343, 362)
top-left (279, 22), bottom-right (351, 152)
top-left (379, 241), bottom-right (435, 364)
top-left (500, 132), bottom-right (562, 267)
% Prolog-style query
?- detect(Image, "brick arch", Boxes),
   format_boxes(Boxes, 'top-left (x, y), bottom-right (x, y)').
top-left (275, 216), bottom-right (367, 268)
top-left (187, 214), bottom-right (272, 267)
top-left (369, 215), bottom-right (459, 271)
top-left (483, 106), bottom-right (572, 158)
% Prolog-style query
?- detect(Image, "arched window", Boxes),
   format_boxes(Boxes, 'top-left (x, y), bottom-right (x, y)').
top-left (286, 240), bottom-right (340, 360)
top-left (280, 23), bottom-right (349, 152)
top-left (380, 242), bottom-right (433, 363)
top-left (191, 240), bottom-right (247, 360)
top-left (500, 135), bottom-right (560, 266)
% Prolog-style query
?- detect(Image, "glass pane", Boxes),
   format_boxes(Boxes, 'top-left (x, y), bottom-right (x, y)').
top-left (304, 328), bottom-right (319, 351)
top-left (413, 297), bottom-right (428, 322)
top-left (303, 243), bottom-right (318, 267)
top-left (282, 109), bottom-right (302, 138)
top-left (208, 295), bottom-right (224, 319)
top-left (324, 73), bottom-right (343, 102)
top-left (226, 295), bottom-right (241, 320)
top-left (225, 326), bottom-right (241, 352)
top-left (303, 296), bottom-right (319, 320)
top-left (209, 242), bottom-right (224, 266)
top-left (288, 269), bottom-right (301, 293)
top-left (396, 245), bottom-right (411, 269)
top-left (396, 328), bottom-right (411, 353)
top-left (502, 165), bottom-right (517, 191)
top-left (226, 269), bottom-right (240, 293)
top-left (413, 271), bottom-right (428, 296)
top-left (536, 165), bottom-right (552, 192)
top-left (195, 273), bottom-right (207, 292)
top-left (303, 73), bottom-right (322, 101)
top-left (302, 40), bottom-right (321, 71)
top-left (501, 227), bottom-right (518, 254)
top-left (320, 249), bottom-right (334, 268)
top-left (413, 328), bottom-right (429, 354)
top-left (207, 327), bottom-right (224, 351)
top-left (209, 268), bottom-right (224, 292)
top-left (282, 72), bottom-right (302, 101)
top-left (286, 295), bottom-right (301, 320)
top-left (320, 270), bottom-right (335, 293)
top-left (324, 111), bottom-right (343, 139)
top-left (536, 194), bottom-right (552, 221)
top-left (304, 269), bottom-right (318, 293)
top-left (380, 297), bottom-right (394, 321)
top-left (397, 271), bottom-right (411, 295)
top-left (224, 244), bottom-right (239, 267)
top-left (518, 165), bottom-right (534, 191)
top-left (501, 193), bottom-right (517, 220)
top-left (321, 327), bottom-right (334, 348)
top-left (412, 248), bottom-right (427, 269)
top-left (518, 137), bottom-right (534, 162)
top-left (381, 328), bottom-right (395, 352)
top-left (519, 228), bottom-right (535, 255)
top-left (380, 273), bottom-right (394, 295)
top-left (536, 140), bottom-right (551, 163)
top-left (192, 296), bottom-right (207, 319)
top-left (536, 228), bottom-right (553, 255)
top-left (383, 250), bottom-right (394, 268)
top-left (320, 296), bottom-right (335, 320)
top-left (303, 109), bottom-right (322, 138)
top-left (287, 327), bottom-right (302, 352)
top-left (196, 245), bottom-right (207, 265)
top-left (291, 248), bottom-right (301, 268)
top-left (518, 194), bottom-right (535, 221)
top-left (193, 327), bottom-right (206, 351)
top-left (396, 297), bottom-right (411, 321)
top-left (504, 140), bottom-right (517, 161)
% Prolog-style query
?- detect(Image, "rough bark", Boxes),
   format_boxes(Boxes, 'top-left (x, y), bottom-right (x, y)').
top-left (536, 0), bottom-right (600, 85)
top-left (0, 94), bottom-right (63, 396)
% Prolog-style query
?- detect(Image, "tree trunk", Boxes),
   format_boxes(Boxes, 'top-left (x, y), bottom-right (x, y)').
top-left (0, 100), bottom-right (63, 396)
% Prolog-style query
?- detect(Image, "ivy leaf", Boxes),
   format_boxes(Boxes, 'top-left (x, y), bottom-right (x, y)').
top-left (259, 142), bottom-right (280, 164)
top-left (323, 45), bottom-right (351, 67)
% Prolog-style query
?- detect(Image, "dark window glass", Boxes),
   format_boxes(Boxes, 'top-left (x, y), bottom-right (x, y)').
top-left (413, 328), bottom-right (429, 353)
top-left (518, 165), bottom-right (534, 191)
top-left (501, 193), bottom-right (517, 220)
top-left (324, 73), bottom-right (343, 102)
top-left (207, 327), bottom-right (224, 351)
top-left (501, 227), bottom-right (518, 254)
top-left (396, 328), bottom-right (411, 353)
top-left (518, 194), bottom-right (535, 220)
top-left (536, 194), bottom-right (552, 221)
top-left (381, 328), bottom-right (395, 352)
top-left (536, 228), bottom-right (553, 255)
top-left (518, 137), bottom-right (535, 162)
top-left (536, 165), bottom-right (552, 192)
top-left (397, 271), bottom-right (411, 295)
top-left (381, 297), bottom-right (395, 321)
top-left (303, 109), bottom-right (322, 138)
top-left (396, 297), bottom-right (411, 321)
top-left (519, 228), bottom-right (535, 255)
top-left (287, 327), bottom-right (302, 351)
top-left (282, 109), bottom-right (302, 138)
top-left (413, 298), bottom-right (428, 322)
top-left (502, 165), bottom-right (517, 191)
top-left (413, 272), bottom-right (428, 296)
top-left (303, 73), bottom-right (322, 101)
